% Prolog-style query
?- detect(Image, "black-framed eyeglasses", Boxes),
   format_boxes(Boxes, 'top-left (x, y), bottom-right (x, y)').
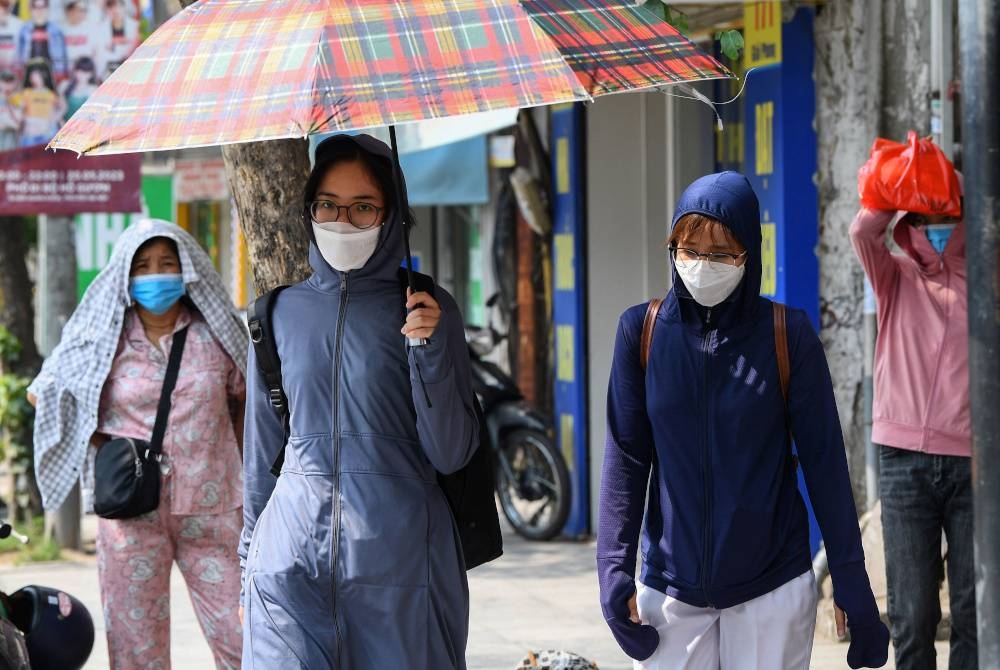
top-left (669, 246), bottom-right (747, 266)
top-left (309, 200), bottom-right (383, 229)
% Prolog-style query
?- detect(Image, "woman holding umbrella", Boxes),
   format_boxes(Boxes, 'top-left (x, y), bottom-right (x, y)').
top-left (239, 134), bottom-right (479, 668)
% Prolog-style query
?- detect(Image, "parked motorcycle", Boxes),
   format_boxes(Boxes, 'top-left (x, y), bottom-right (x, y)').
top-left (466, 296), bottom-right (571, 541)
top-left (0, 521), bottom-right (94, 670)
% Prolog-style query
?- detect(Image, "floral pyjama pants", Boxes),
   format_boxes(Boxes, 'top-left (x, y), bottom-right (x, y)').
top-left (96, 488), bottom-right (243, 670)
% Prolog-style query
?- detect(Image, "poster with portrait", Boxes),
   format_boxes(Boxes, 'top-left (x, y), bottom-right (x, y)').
top-left (0, 0), bottom-right (145, 214)
top-left (0, 0), bottom-right (143, 151)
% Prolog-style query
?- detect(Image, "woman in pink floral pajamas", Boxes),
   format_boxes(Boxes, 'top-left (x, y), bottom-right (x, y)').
top-left (92, 230), bottom-right (245, 669)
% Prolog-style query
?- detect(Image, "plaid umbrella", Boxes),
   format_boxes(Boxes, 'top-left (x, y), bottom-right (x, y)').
top-left (50, 0), bottom-right (732, 155)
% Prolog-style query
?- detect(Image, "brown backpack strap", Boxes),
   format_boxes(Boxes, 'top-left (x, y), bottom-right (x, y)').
top-left (773, 302), bottom-right (797, 467)
top-left (773, 302), bottom-right (790, 404)
top-left (640, 298), bottom-right (663, 371)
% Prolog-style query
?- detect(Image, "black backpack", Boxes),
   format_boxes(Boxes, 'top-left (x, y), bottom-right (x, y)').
top-left (246, 267), bottom-right (502, 570)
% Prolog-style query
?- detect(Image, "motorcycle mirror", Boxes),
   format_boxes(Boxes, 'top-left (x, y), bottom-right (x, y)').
top-left (0, 523), bottom-right (11, 539)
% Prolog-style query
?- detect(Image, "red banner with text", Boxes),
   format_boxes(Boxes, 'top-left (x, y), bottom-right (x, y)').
top-left (0, 146), bottom-right (140, 214)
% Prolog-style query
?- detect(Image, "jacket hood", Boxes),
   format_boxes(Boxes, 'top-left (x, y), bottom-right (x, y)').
top-left (893, 215), bottom-right (966, 276)
top-left (307, 133), bottom-right (407, 292)
top-left (669, 171), bottom-right (762, 324)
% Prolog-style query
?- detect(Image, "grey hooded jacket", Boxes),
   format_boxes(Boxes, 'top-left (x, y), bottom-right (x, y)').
top-left (239, 135), bottom-right (478, 669)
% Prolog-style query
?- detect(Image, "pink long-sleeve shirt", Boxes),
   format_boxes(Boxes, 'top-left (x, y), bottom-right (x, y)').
top-left (850, 208), bottom-right (970, 457)
top-left (97, 305), bottom-right (246, 514)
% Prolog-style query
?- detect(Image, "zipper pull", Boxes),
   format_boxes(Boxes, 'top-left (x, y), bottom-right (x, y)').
top-left (340, 272), bottom-right (348, 292)
top-left (135, 457), bottom-right (143, 478)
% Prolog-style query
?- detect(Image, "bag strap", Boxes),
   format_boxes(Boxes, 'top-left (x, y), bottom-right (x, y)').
top-left (640, 298), bottom-right (662, 371)
top-left (772, 302), bottom-right (797, 467)
top-left (148, 326), bottom-right (189, 458)
top-left (248, 286), bottom-right (290, 476)
top-left (773, 302), bottom-right (790, 405)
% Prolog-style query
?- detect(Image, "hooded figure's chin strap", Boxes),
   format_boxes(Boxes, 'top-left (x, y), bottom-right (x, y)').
top-left (389, 125), bottom-right (428, 348)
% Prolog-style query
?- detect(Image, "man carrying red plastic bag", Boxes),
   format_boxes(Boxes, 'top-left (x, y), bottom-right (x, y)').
top-left (851, 133), bottom-right (976, 669)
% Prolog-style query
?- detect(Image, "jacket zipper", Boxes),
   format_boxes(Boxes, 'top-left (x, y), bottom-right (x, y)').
top-left (331, 272), bottom-right (349, 663)
top-left (700, 308), bottom-right (715, 608)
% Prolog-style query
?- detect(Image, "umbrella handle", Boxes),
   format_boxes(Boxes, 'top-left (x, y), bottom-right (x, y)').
top-left (390, 125), bottom-right (428, 349)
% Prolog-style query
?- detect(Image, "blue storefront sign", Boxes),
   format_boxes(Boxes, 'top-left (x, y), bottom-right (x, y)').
top-left (742, 6), bottom-right (823, 556)
top-left (551, 103), bottom-right (589, 536)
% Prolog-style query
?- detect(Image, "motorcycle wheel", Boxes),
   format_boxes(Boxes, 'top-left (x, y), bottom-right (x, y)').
top-left (495, 429), bottom-right (571, 541)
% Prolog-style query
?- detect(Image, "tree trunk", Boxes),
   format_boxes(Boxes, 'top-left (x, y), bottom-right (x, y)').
top-left (176, 0), bottom-right (313, 294)
top-left (880, 1), bottom-right (932, 141)
top-left (221, 141), bottom-right (313, 292)
top-left (0, 218), bottom-right (42, 378)
top-left (815, 0), bottom-right (933, 512)
top-left (39, 216), bottom-right (80, 545)
top-left (0, 217), bottom-right (44, 519)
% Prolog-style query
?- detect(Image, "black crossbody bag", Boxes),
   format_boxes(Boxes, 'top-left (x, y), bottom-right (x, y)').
top-left (94, 327), bottom-right (188, 520)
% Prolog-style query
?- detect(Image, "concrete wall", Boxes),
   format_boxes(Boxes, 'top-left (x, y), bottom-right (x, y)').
top-left (584, 90), bottom-right (716, 526)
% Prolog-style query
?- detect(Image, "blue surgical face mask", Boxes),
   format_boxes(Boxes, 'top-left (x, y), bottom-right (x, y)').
top-left (925, 224), bottom-right (956, 254)
top-left (129, 273), bottom-right (186, 315)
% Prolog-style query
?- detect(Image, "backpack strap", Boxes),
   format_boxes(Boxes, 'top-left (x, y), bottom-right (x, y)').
top-left (247, 285), bottom-right (290, 477)
top-left (772, 302), bottom-right (797, 467)
top-left (773, 302), bottom-right (790, 404)
top-left (640, 298), bottom-right (663, 371)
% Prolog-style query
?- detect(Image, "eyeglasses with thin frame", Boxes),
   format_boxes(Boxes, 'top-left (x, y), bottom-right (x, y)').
top-left (309, 200), bottom-right (383, 229)
top-left (669, 246), bottom-right (747, 266)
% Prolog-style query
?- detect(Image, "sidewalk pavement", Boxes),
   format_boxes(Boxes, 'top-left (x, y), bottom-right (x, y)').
top-left (0, 529), bottom-right (946, 669)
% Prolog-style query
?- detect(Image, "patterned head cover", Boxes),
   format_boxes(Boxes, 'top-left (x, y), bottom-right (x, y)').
top-left (28, 218), bottom-right (248, 510)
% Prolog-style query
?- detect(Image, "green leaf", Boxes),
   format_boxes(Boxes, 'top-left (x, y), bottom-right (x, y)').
top-left (645, 2), bottom-right (687, 33)
top-left (719, 30), bottom-right (745, 61)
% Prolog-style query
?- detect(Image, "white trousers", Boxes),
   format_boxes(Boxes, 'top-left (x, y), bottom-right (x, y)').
top-left (634, 571), bottom-right (818, 670)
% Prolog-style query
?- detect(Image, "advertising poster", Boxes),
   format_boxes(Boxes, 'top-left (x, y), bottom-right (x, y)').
top-left (0, 0), bottom-right (144, 213)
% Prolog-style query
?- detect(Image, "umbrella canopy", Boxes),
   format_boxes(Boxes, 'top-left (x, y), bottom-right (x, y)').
top-left (49, 0), bottom-right (732, 155)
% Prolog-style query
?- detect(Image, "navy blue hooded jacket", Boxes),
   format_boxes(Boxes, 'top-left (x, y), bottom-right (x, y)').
top-left (597, 172), bottom-right (887, 666)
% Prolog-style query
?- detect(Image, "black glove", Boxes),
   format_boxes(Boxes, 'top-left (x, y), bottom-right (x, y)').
top-left (846, 617), bottom-right (890, 669)
top-left (831, 561), bottom-right (890, 669)
top-left (605, 616), bottom-right (660, 661)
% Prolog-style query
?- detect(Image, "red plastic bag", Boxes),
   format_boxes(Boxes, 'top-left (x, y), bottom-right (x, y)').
top-left (857, 131), bottom-right (962, 217)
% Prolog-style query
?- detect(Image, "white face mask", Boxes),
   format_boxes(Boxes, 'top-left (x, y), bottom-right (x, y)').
top-left (675, 259), bottom-right (746, 307)
top-left (312, 221), bottom-right (381, 272)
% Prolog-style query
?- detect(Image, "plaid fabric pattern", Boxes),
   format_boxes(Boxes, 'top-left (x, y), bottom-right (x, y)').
top-left (28, 219), bottom-right (249, 511)
top-left (523, 0), bottom-right (732, 95)
top-left (49, 0), bottom-right (730, 156)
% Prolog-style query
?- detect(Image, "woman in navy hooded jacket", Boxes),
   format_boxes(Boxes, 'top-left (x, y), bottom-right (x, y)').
top-left (598, 172), bottom-right (889, 669)
top-left (239, 134), bottom-right (478, 668)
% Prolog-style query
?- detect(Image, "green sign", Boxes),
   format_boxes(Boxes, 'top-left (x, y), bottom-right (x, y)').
top-left (75, 175), bottom-right (174, 299)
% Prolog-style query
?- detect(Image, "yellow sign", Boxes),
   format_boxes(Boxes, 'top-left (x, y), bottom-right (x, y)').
top-left (743, 2), bottom-right (783, 68)
top-left (556, 138), bottom-right (570, 194)
top-left (557, 325), bottom-right (575, 382)
top-left (555, 233), bottom-right (575, 290)
top-left (755, 101), bottom-right (775, 176)
top-left (761, 222), bottom-right (777, 296)
top-left (716, 121), bottom-right (745, 166)
top-left (560, 414), bottom-right (575, 467)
